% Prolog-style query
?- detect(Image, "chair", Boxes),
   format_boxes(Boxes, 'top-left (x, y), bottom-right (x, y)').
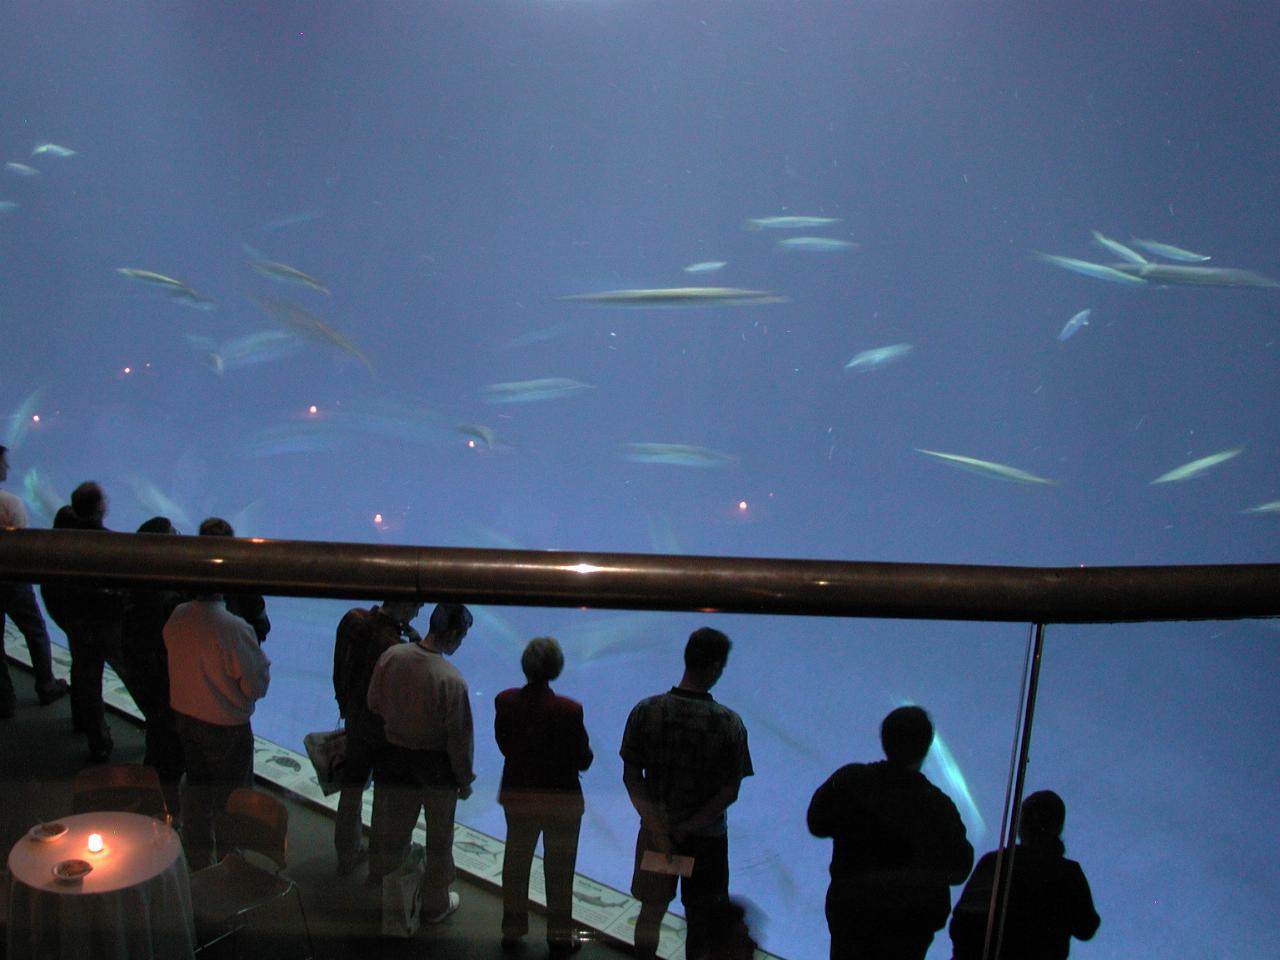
top-left (71, 762), bottom-right (170, 821)
top-left (189, 787), bottom-right (314, 959)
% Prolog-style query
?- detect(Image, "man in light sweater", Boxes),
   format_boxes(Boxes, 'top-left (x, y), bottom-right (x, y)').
top-left (164, 593), bottom-right (271, 869)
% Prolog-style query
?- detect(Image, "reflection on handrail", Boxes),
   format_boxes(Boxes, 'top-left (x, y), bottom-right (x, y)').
top-left (2, 528), bottom-right (1278, 623)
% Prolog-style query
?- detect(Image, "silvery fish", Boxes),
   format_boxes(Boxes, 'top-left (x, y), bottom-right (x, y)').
top-left (682, 260), bottom-right (728, 273)
top-left (1129, 238), bottom-right (1211, 262)
top-left (1058, 309), bottom-right (1091, 341)
top-left (1150, 448), bottom-right (1242, 484)
top-left (248, 258), bottom-right (331, 295)
top-left (1090, 231), bottom-right (1147, 264)
top-left (253, 295), bottom-right (372, 372)
top-left (1241, 501), bottom-right (1280, 514)
top-left (482, 378), bottom-right (594, 403)
top-left (1033, 252), bottom-right (1147, 285)
top-left (32, 143), bottom-right (77, 158)
top-left (916, 448), bottom-right (1056, 485)
top-left (844, 343), bottom-right (913, 371)
top-left (744, 216), bottom-right (841, 230)
top-left (620, 443), bottom-right (737, 467)
top-left (1110, 262), bottom-right (1279, 288)
top-left (776, 236), bottom-right (857, 252)
top-left (5, 162), bottom-right (39, 177)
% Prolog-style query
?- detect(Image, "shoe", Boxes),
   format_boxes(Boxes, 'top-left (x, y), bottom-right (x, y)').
top-left (423, 891), bottom-right (460, 924)
top-left (37, 679), bottom-right (69, 705)
top-left (337, 842), bottom-right (369, 876)
top-left (549, 932), bottom-right (583, 957)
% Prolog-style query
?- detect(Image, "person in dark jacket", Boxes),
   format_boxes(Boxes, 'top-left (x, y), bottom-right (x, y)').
top-left (949, 790), bottom-right (1100, 960)
top-left (331, 599), bottom-right (421, 875)
top-left (494, 636), bottom-right (593, 955)
top-left (120, 516), bottom-right (186, 815)
top-left (808, 705), bottom-right (974, 960)
top-left (49, 483), bottom-right (127, 761)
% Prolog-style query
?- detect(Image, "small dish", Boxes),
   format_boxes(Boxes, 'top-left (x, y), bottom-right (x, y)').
top-left (28, 822), bottom-right (68, 843)
top-left (52, 859), bottom-right (93, 883)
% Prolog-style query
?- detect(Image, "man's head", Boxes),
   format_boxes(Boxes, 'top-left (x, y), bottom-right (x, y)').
top-left (683, 626), bottom-right (732, 689)
top-left (428, 603), bottom-right (473, 653)
top-left (198, 517), bottom-right (235, 537)
top-left (880, 705), bottom-right (934, 768)
top-left (137, 516), bottom-right (176, 535)
top-left (521, 636), bottom-right (564, 684)
top-left (70, 482), bottom-right (107, 522)
top-left (0, 444), bottom-right (9, 482)
top-left (380, 600), bottom-right (423, 626)
top-left (1018, 789), bottom-right (1066, 841)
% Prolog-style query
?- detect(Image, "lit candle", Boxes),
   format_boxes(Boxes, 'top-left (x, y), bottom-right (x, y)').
top-left (87, 833), bottom-right (104, 855)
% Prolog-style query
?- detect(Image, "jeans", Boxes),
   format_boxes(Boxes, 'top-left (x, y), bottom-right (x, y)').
top-left (65, 616), bottom-right (125, 756)
top-left (369, 745), bottom-right (459, 918)
top-left (174, 712), bottom-right (255, 869)
top-left (0, 581), bottom-right (59, 708)
top-left (335, 712), bottom-right (383, 861)
top-left (630, 828), bottom-right (729, 960)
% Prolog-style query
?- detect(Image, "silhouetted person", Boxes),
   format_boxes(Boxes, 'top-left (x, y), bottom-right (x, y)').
top-left (495, 636), bottom-right (593, 955)
top-left (120, 516), bottom-right (186, 816)
top-left (367, 603), bottom-right (474, 923)
top-left (950, 790), bottom-right (1099, 960)
top-left (197, 517), bottom-right (271, 644)
top-left (808, 705), bottom-right (973, 960)
top-left (0, 444), bottom-right (70, 716)
top-left (49, 482), bottom-right (127, 761)
top-left (621, 627), bottom-right (753, 960)
top-left (331, 598), bottom-right (422, 875)
top-left (695, 897), bottom-right (762, 960)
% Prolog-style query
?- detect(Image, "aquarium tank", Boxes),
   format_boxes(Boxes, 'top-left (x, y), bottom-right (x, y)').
top-left (2, 2), bottom-right (1278, 958)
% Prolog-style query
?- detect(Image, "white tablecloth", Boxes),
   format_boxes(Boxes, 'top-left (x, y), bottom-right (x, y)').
top-left (7, 811), bottom-right (195, 960)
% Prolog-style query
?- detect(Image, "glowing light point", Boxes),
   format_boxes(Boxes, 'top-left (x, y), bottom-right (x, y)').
top-left (737, 500), bottom-right (749, 512)
top-left (123, 367), bottom-right (132, 375)
top-left (307, 404), bottom-right (318, 415)
top-left (31, 415), bottom-right (40, 423)
top-left (373, 513), bottom-right (384, 525)
top-left (467, 439), bottom-right (477, 449)
top-left (87, 833), bottom-right (104, 855)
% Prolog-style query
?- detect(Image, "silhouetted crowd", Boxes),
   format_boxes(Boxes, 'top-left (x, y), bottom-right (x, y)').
top-left (1, 460), bottom-right (1100, 960)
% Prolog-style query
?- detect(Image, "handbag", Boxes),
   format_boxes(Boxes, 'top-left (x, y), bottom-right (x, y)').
top-left (303, 726), bottom-right (348, 796)
top-left (382, 843), bottom-right (426, 937)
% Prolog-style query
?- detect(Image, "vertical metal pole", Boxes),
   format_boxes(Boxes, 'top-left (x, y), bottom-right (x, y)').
top-left (981, 621), bottom-right (1047, 960)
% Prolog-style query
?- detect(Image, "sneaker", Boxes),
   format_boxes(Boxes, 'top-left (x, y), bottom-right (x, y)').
top-left (549, 932), bottom-right (583, 957)
top-left (37, 679), bottom-right (69, 705)
top-left (423, 891), bottom-right (460, 924)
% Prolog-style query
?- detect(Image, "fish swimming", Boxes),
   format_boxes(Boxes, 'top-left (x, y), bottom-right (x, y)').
top-left (682, 260), bottom-right (728, 273)
top-left (21, 468), bottom-right (62, 526)
top-left (560, 287), bottom-right (785, 306)
top-left (844, 343), bottom-right (913, 371)
top-left (1129, 238), bottom-right (1211, 262)
top-left (776, 236), bottom-right (857, 252)
top-left (1242, 500), bottom-right (1280, 514)
top-left (252, 295), bottom-right (372, 372)
top-left (0, 201), bottom-right (17, 213)
top-left (1150, 448), bottom-right (1242, 484)
top-left (251, 209), bottom-right (325, 233)
top-left (916, 448), bottom-right (1056, 485)
top-left (743, 216), bottom-right (841, 230)
top-left (122, 476), bottom-right (195, 531)
top-left (117, 267), bottom-right (216, 309)
top-left (1090, 231), bottom-right (1147, 264)
top-left (620, 443), bottom-right (737, 467)
top-left (1057, 309), bottom-right (1091, 341)
top-left (5, 162), bottom-right (39, 177)
top-left (482, 378), bottom-right (594, 403)
top-left (191, 330), bottom-right (301, 373)
top-left (32, 143), bottom-right (76, 158)
top-left (458, 423), bottom-right (499, 449)
top-left (1033, 252), bottom-right (1148, 285)
top-left (1109, 262), bottom-right (1280, 288)
top-left (247, 258), bottom-right (331, 295)
top-left (504, 323), bottom-right (570, 348)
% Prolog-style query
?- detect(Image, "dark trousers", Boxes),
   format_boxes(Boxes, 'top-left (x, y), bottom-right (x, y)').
top-left (501, 805), bottom-right (583, 944)
top-left (369, 745), bottom-right (458, 918)
top-left (335, 712), bottom-right (382, 860)
top-left (825, 888), bottom-right (936, 960)
top-left (65, 616), bottom-right (125, 756)
top-left (630, 828), bottom-right (729, 960)
top-left (0, 581), bottom-right (59, 709)
top-left (174, 712), bottom-right (255, 870)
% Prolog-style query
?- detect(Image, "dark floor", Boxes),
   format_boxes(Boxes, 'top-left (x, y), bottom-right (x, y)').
top-left (0, 657), bottom-right (637, 960)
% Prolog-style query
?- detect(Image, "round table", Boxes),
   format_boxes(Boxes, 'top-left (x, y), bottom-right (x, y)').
top-left (7, 810), bottom-right (195, 960)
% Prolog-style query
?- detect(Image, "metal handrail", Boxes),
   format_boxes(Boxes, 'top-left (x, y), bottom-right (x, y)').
top-left (2, 528), bottom-right (1278, 622)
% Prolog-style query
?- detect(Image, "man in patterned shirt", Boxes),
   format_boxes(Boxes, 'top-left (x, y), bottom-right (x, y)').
top-left (620, 627), bottom-right (753, 960)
